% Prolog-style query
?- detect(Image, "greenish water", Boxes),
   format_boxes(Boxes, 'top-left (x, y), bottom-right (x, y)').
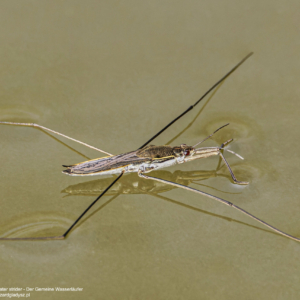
top-left (0, 1), bottom-right (300, 299)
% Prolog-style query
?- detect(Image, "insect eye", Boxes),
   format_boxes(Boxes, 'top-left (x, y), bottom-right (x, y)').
top-left (184, 150), bottom-right (190, 156)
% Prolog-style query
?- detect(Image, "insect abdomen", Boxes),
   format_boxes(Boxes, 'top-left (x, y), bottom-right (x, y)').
top-left (62, 150), bottom-right (151, 176)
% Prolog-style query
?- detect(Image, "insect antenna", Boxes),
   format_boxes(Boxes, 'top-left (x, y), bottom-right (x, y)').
top-left (193, 123), bottom-right (229, 147)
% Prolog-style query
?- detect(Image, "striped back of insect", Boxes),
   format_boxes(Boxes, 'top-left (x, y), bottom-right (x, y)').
top-left (136, 144), bottom-right (194, 159)
top-left (136, 145), bottom-right (175, 159)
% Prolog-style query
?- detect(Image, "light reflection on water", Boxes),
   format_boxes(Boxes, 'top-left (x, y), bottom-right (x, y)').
top-left (0, 212), bottom-right (72, 239)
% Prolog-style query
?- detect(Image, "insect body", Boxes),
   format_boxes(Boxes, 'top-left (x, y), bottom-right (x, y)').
top-left (62, 137), bottom-right (247, 184)
top-left (63, 144), bottom-right (195, 176)
top-left (62, 145), bottom-right (186, 176)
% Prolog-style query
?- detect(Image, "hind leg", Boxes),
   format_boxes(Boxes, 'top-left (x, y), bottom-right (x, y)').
top-left (0, 121), bottom-right (112, 156)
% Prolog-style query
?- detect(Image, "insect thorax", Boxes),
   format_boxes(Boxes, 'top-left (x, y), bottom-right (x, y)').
top-left (136, 144), bottom-right (194, 159)
top-left (136, 145), bottom-right (175, 159)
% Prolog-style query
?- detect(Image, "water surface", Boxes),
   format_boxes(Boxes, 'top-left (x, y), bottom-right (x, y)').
top-left (0, 1), bottom-right (300, 299)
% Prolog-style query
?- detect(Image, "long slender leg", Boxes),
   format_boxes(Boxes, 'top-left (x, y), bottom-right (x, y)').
top-left (139, 52), bottom-right (253, 149)
top-left (42, 129), bottom-right (91, 160)
top-left (0, 121), bottom-right (112, 156)
top-left (219, 152), bottom-right (248, 185)
top-left (166, 81), bottom-right (224, 146)
top-left (146, 191), bottom-right (279, 238)
top-left (138, 171), bottom-right (300, 243)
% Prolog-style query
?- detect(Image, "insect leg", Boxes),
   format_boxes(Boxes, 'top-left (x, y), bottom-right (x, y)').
top-left (193, 123), bottom-right (230, 148)
top-left (146, 190), bottom-right (279, 238)
top-left (138, 171), bottom-right (300, 243)
top-left (219, 152), bottom-right (248, 185)
top-left (0, 121), bottom-right (112, 156)
top-left (139, 52), bottom-right (253, 148)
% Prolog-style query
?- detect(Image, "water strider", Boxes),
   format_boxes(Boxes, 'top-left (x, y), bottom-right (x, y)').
top-left (1, 52), bottom-right (299, 242)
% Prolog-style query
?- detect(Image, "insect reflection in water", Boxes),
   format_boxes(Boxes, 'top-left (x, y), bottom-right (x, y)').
top-left (61, 169), bottom-right (234, 197)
